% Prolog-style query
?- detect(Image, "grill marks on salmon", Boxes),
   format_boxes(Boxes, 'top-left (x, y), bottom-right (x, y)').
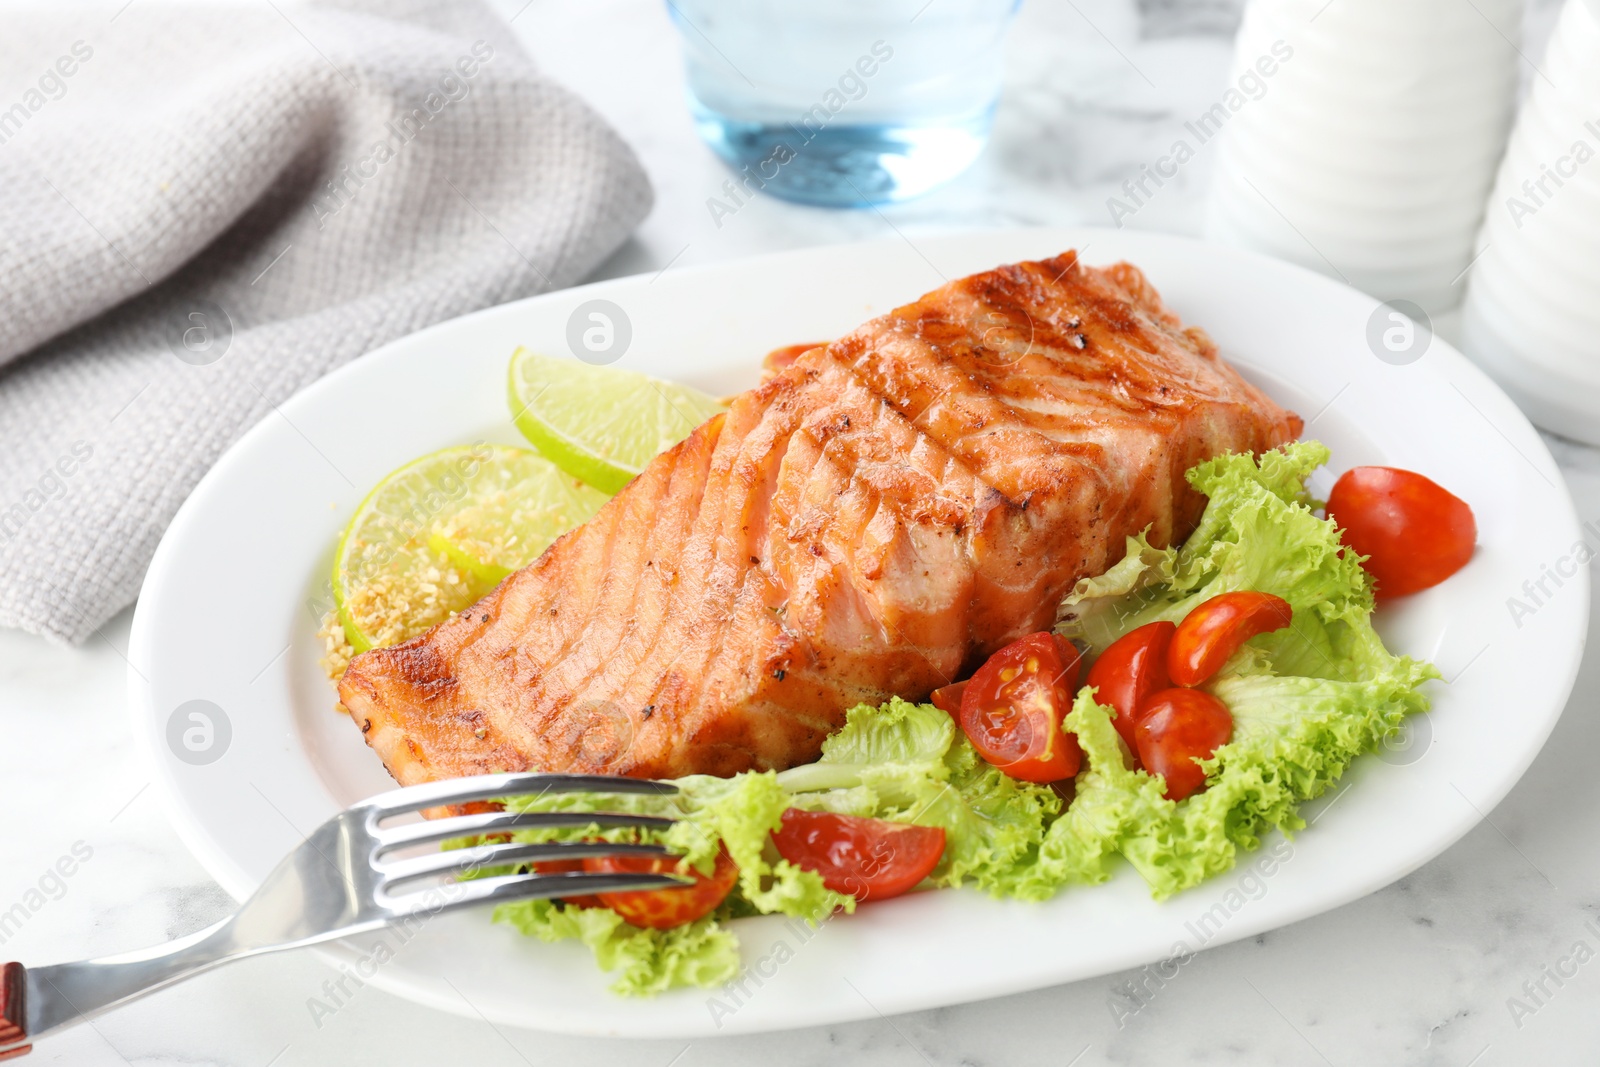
top-left (339, 252), bottom-right (1301, 786)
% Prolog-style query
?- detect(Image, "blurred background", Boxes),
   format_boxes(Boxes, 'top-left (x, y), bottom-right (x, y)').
top-left (554, 0), bottom-right (1596, 440)
top-left (564, 0), bottom-right (1562, 274)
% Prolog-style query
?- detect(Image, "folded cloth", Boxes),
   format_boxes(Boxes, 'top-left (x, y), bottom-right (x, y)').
top-left (0, 0), bottom-right (652, 644)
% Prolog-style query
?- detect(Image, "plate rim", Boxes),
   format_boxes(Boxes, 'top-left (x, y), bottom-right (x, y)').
top-left (127, 225), bottom-right (1590, 1036)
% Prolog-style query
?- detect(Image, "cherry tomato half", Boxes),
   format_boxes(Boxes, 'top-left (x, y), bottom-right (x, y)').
top-left (1168, 591), bottom-right (1293, 687)
top-left (1325, 466), bottom-right (1476, 599)
top-left (1086, 621), bottom-right (1176, 765)
top-left (771, 810), bottom-right (946, 902)
top-left (929, 680), bottom-right (968, 718)
top-left (584, 845), bottom-right (738, 929)
top-left (1134, 688), bottom-right (1233, 801)
top-left (959, 632), bottom-right (1083, 783)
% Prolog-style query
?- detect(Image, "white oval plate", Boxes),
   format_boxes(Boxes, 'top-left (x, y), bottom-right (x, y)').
top-left (129, 228), bottom-right (1587, 1037)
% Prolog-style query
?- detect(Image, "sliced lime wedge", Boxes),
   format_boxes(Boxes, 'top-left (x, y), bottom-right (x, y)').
top-left (332, 444), bottom-right (604, 653)
top-left (507, 346), bottom-right (726, 494)
top-left (427, 460), bottom-right (608, 585)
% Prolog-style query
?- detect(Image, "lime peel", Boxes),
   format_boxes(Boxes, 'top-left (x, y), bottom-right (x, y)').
top-left (332, 443), bottom-right (607, 653)
top-left (507, 347), bottom-right (725, 494)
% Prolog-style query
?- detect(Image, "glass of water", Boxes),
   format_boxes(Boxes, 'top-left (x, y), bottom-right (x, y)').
top-left (667, 0), bottom-right (1019, 207)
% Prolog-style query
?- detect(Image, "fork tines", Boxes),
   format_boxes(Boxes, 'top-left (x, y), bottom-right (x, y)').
top-left (362, 773), bottom-right (691, 908)
top-left (377, 839), bottom-right (680, 892)
top-left (365, 771), bottom-right (679, 819)
top-left (378, 808), bottom-right (678, 852)
top-left (412, 868), bottom-right (690, 913)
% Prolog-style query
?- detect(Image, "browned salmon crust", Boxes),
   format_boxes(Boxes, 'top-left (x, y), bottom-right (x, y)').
top-left (339, 252), bottom-right (1301, 786)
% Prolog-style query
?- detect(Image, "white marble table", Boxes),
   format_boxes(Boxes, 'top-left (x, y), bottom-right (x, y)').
top-left (2, 0), bottom-right (1595, 1063)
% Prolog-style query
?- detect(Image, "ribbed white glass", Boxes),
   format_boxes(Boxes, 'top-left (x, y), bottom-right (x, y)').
top-left (1461, 0), bottom-right (1600, 443)
top-left (1204, 0), bottom-right (1522, 313)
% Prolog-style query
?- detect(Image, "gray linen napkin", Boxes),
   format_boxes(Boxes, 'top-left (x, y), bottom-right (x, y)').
top-left (0, 0), bottom-right (652, 644)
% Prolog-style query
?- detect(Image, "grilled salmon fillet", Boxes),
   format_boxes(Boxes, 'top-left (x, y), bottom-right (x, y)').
top-left (339, 251), bottom-right (1300, 786)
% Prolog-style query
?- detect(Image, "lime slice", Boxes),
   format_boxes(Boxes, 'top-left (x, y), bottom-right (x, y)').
top-left (333, 444), bottom-right (604, 653)
top-left (427, 461), bottom-right (608, 585)
top-left (507, 347), bottom-right (726, 494)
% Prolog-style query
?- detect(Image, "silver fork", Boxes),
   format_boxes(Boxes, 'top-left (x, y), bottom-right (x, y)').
top-left (0, 772), bottom-right (687, 1059)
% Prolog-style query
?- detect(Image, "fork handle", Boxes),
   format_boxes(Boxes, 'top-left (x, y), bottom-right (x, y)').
top-left (0, 963), bottom-right (26, 1060)
top-left (0, 918), bottom-right (243, 1058)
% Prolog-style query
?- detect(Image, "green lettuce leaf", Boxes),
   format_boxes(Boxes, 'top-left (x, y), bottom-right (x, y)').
top-left (1059, 441), bottom-right (1371, 658)
top-left (779, 698), bottom-right (1064, 894)
top-left (490, 698), bottom-right (1067, 992)
top-left (1049, 441), bottom-right (1439, 897)
top-left (495, 900), bottom-right (741, 996)
top-left (489, 769), bottom-right (852, 995)
top-left (488, 440), bottom-right (1438, 988)
top-left (1025, 654), bottom-right (1433, 901)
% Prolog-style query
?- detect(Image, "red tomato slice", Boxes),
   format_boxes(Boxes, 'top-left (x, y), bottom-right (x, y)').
top-left (771, 810), bottom-right (946, 902)
top-left (1086, 621), bottom-right (1176, 765)
top-left (584, 845), bottom-right (738, 929)
top-left (929, 680), bottom-right (968, 718)
top-left (1134, 688), bottom-right (1233, 801)
top-left (1168, 591), bottom-right (1293, 687)
top-left (1325, 466), bottom-right (1476, 599)
top-left (958, 632), bottom-right (1083, 783)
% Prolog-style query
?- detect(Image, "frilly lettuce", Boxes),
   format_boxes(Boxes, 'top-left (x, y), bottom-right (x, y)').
top-left (495, 898), bottom-right (741, 996)
top-left (487, 768), bottom-right (849, 995)
top-left (1049, 440), bottom-right (1438, 897)
top-left (491, 440), bottom-right (1437, 990)
top-left (489, 698), bottom-right (1058, 993)
top-left (777, 697), bottom-right (1063, 893)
